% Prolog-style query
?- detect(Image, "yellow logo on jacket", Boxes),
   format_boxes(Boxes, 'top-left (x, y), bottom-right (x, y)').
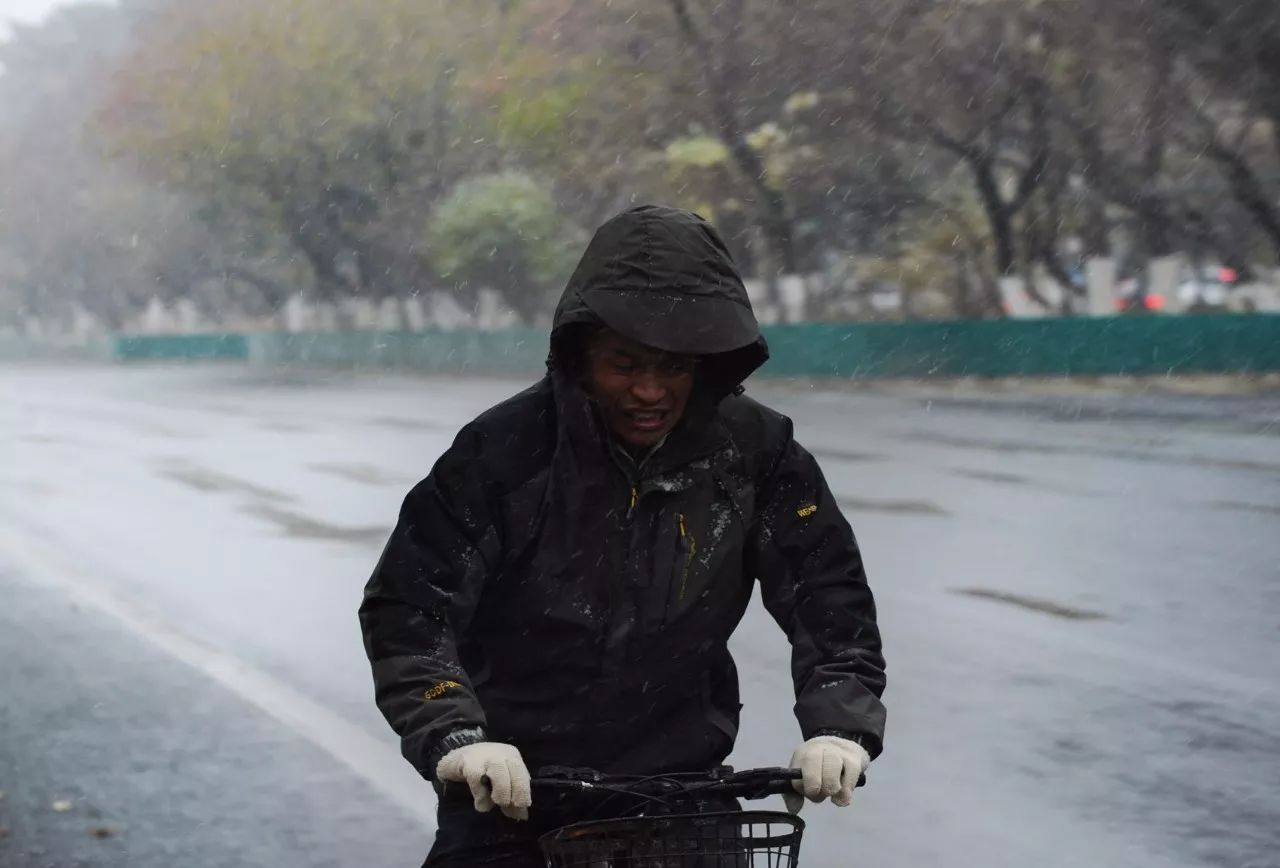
top-left (797, 504), bottom-right (818, 518)
top-left (423, 680), bottom-right (462, 700)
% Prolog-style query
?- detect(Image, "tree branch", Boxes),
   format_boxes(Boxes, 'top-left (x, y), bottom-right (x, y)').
top-left (666, 0), bottom-right (797, 272)
top-left (668, 0), bottom-right (710, 54)
top-left (1185, 98), bottom-right (1280, 258)
top-left (1006, 80), bottom-right (1050, 216)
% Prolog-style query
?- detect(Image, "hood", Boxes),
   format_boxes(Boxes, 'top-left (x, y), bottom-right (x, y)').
top-left (549, 205), bottom-right (769, 397)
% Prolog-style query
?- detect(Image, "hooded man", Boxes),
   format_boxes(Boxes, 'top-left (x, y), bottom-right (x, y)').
top-left (360, 205), bottom-right (886, 866)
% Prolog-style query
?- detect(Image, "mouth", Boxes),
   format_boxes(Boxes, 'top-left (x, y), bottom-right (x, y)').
top-left (624, 408), bottom-right (670, 433)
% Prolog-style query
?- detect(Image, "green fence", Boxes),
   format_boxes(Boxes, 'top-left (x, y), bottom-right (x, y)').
top-left (111, 314), bottom-right (1280, 378)
top-left (115, 333), bottom-right (249, 362)
top-left (248, 329), bottom-right (547, 373)
top-left (761, 315), bottom-right (1280, 377)
top-left (0, 335), bottom-right (111, 363)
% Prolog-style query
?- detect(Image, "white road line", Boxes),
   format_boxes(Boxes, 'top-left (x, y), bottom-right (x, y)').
top-left (0, 523), bottom-right (436, 831)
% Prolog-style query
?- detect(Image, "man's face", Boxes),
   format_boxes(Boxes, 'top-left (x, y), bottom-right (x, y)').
top-left (584, 329), bottom-right (696, 450)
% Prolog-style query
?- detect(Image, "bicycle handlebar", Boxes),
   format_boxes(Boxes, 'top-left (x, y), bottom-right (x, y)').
top-left (529, 765), bottom-right (865, 802)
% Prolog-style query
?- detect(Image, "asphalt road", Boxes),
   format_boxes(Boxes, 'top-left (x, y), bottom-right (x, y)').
top-left (2, 364), bottom-right (1278, 868)
top-left (0, 563), bottom-right (426, 868)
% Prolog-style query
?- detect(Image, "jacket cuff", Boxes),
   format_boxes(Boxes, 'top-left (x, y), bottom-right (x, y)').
top-left (423, 726), bottom-right (489, 782)
top-left (813, 728), bottom-right (882, 760)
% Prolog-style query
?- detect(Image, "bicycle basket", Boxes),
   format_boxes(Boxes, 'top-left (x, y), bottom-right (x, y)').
top-left (539, 810), bottom-right (803, 867)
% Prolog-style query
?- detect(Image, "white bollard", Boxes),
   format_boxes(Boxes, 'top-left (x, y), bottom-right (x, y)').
top-left (430, 292), bottom-right (470, 330)
top-left (402, 296), bottom-right (427, 332)
top-left (1085, 258), bottom-right (1117, 316)
top-left (340, 297), bottom-right (374, 330)
top-left (778, 274), bottom-right (808, 323)
top-left (742, 277), bottom-right (780, 325)
top-left (998, 276), bottom-right (1039, 318)
top-left (69, 306), bottom-right (100, 344)
top-left (315, 302), bottom-right (339, 332)
top-left (1032, 266), bottom-right (1066, 313)
top-left (1148, 255), bottom-right (1183, 313)
top-left (141, 297), bottom-right (170, 334)
top-left (283, 295), bottom-right (310, 333)
top-left (174, 298), bottom-right (201, 333)
top-left (1229, 281), bottom-right (1280, 313)
top-left (477, 288), bottom-right (520, 329)
top-left (376, 297), bottom-right (402, 330)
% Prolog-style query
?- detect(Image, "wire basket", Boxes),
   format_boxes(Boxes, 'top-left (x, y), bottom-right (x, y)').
top-left (539, 810), bottom-right (803, 867)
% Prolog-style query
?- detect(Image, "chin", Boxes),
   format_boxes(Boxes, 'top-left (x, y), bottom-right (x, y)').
top-left (624, 428), bottom-right (668, 449)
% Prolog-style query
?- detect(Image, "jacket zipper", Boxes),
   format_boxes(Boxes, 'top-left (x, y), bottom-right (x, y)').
top-left (677, 513), bottom-right (695, 602)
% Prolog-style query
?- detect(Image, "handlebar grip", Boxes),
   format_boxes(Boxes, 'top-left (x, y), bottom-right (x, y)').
top-left (753, 769), bottom-right (867, 796)
top-left (748, 768), bottom-right (801, 798)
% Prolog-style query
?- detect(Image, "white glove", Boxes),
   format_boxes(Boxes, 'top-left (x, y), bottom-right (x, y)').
top-left (436, 742), bottom-right (532, 821)
top-left (784, 735), bottom-right (871, 814)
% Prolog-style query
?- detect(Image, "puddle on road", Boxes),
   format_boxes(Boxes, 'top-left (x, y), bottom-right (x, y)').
top-left (1211, 500), bottom-right (1280, 517)
top-left (20, 434), bottom-right (66, 445)
top-left (371, 417), bottom-right (456, 432)
top-left (950, 468), bottom-right (1029, 485)
top-left (155, 461), bottom-right (386, 544)
top-left (946, 468), bottom-right (1105, 498)
top-left (259, 420), bottom-right (310, 433)
top-left (18, 433), bottom-right (120, 456)
top-left (193, 403), bottom-right (251, 417)
top-left (136, 424), bottom-right (192, 439)
top-left (923, 396), bottom-right (1278, 435)
top-left (907, 431), bottom-right (1280, 476)
top-left (242, 502), bottom-right (388, 545)
top-left (908, 431), bottom-right (1068, 456)
top-left (2, 476), bottom-right (58, 497)
top-left (158, 464), bottom-right (294, 503)
top-left (309, 462), bottom-right (414, 487)
top-left (953, 587), bottom-right (1107, 621)
top-left (838, 496), bottom-right (950, 517)
top-left (810, 447), bottom-right (884, 463)
top-left (1208, 457), bottom-right (1280, 474)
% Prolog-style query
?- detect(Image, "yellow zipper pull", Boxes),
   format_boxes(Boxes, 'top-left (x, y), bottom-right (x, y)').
top-left (677, 513), bottom-right (695, 601)
top-left (627, 486), bottom-right (637, 518)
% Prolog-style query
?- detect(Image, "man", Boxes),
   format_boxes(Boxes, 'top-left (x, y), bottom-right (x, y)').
top-left (360, 205), bottom-right (886, 866)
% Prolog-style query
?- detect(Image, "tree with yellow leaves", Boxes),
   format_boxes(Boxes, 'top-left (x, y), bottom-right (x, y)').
top-left (101, 0), bottom-right (508, 304)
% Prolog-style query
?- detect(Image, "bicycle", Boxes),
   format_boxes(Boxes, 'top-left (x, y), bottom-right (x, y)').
top-left (527, 764), bottom-right (859, 867)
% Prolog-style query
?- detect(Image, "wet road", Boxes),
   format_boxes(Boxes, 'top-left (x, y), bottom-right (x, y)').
top-left (0, 563), bottom-right (426, 868)
top-left (2, 364), bottom-right (1278, 868)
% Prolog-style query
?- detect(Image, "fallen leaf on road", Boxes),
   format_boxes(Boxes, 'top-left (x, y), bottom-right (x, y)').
top-left (0, 825), bottom-right (10, 839)
top-left (51, 800), bottom-right (73, 812)
top-left (89, 826), bottom-right (116, 839)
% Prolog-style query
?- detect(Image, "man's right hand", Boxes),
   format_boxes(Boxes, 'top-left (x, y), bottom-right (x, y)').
top-left (436, 742), bottom-right (533, 820)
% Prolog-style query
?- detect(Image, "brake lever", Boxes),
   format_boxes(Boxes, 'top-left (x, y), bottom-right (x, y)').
top-left (534, 765), bottom-right (605, 783)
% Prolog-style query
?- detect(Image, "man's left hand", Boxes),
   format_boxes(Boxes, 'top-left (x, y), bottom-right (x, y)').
top-left (784, 735), bottom-right (870, 814)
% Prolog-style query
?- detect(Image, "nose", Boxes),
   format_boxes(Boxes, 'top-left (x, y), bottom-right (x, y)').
top-left (629, 372), bottom-right (667, 405)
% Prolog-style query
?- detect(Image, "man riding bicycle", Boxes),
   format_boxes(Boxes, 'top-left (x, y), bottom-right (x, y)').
top-left (360, 205), bottom-right (887, 866)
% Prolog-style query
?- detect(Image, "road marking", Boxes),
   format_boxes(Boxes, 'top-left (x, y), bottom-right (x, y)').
top-left (952, 587), bottom-right (1108, 621)
top-left (0, 523), bottom-right (435, 831)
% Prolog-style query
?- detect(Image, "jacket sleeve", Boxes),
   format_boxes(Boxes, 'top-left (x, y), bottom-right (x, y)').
top-left (748, 418), bottom-right (888, 758)
top-left (358, 426), bottom-right (502, 780)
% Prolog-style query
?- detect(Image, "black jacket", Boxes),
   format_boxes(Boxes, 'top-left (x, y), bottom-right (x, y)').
top-left (359, 206), bottom-right (886, 781)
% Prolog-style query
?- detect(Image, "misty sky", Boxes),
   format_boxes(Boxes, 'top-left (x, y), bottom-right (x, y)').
top-left (1, 0), bottom-right (111, 37)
